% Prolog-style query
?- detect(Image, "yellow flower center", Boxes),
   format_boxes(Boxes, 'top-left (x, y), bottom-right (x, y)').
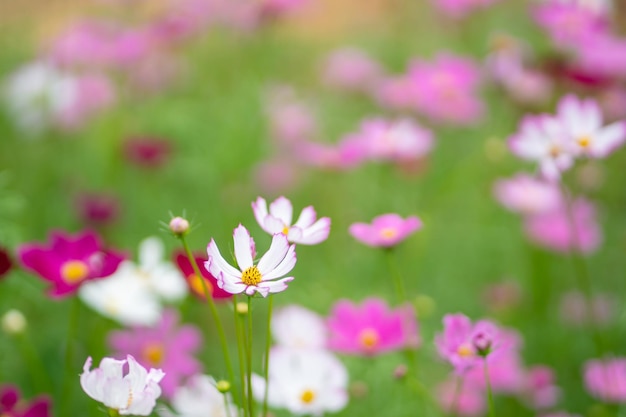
top-left (300, 389), bottom-right (316, 404)
top-left (379, 227), bottom-right (398, 239)
top-left (282, 225), bottom-right (290, 235)
top-left (142, 343), bottom-right (164, 365)
top-left (188, 274), bottom-right (213, 297)
top-left (60, 260), bottom-right (89, 284)
top-left (577, 135), bottom-right (591, 148)
top-left (359, 328), bottom-right (380, 350)
top-left (457, 343), bottom-right (474, 358)
top-left (241, 266), bottom-right (262, 286)
top-left (549, 145), bottom-right (561, 158)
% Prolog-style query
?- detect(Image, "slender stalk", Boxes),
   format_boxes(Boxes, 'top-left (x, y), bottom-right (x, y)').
top-left (17, 331), bottom-right (53, 392)
top-left (233, 296), bottom-right (248, 417)
top-left (384, 248), bottom-right (409, 304)
top-left (223, 393), bottom-right (234, 417)
top-left (179, 235), bottom-right (235, 383)
top-left (448, 376), bottom-right (464, 416)
top-left (246, 297), bottom-right (255, 417)
top-left (262, 295), bottom-right (274, 417)
top-left (483, 360), bottom-right (496, 417)
top-left (59, 295), bottom-right (81, 417)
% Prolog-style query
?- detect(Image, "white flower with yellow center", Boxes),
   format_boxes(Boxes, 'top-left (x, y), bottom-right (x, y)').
top-left (205, 224), bottom-right (296, 297)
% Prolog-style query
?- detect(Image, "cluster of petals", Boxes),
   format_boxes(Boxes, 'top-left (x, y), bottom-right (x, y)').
top-left (252, 346), bottom-right (348, 416)
top-left (174, 252), bottom-right (232, 301)
top-left (158, 374), bottom-right (237, 417)
top-left (79, 237), bottom-right (188, 326)
top-left (272, 304), bottom-right (328, 349)
top-left (493, 174), bottom-right (562, 216)
top-left (434, 0), bottom-right (501, 19)
top-left (17, 229), bottom-right (124, 298)
top-left (436, 377), bottom-right (485, 417)
top-left (108, 309), bottom-right (202, 398)
top-left (327, 298), bottom-right (419, 355)
top-left (583, 357), bottom-right (626, 403)
top-left (205, 224), bottom-right (296, 297)
top-left (0, 385), bottom-right (51, 417)
top-left (81, 355), bottom-right (165, 416)
top-left (349, 213), bottom-right (422, 248)
top-left (321, 47), bottom-right (384, 93)
top-left (252, 196), bottom-right (331, 245)
top-left (520, 365), bottom-right (561, 409)
top-left (508, 94), bottom-right (626, 180)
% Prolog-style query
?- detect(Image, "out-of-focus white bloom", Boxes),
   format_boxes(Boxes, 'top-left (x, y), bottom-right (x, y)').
top-left (252, 347), bottom-right (348, 416)
top-left (158, 375), bottom-right (237, 417)
top-left (79, 237), bottom-right (187, 326)
top-left (1, 309), bottom-right (27, 334)
top-left (272, 305), bottom-right (327, 349)
top-left (81, 355), bottom-right (165, 416)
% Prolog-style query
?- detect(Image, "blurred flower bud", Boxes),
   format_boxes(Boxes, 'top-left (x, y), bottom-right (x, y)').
top-left (236, 302), bottom-right (249, 315)
top-left (169, 217), bottom-right (190, 236)
top-left (472, 331), bottom-right (493, 357)
top-left (216, 380), bottom-right (231, 393)
top-left (393, 364), bottom-right (408, 380)
top-left (2, 309), bottom-right (26, 334)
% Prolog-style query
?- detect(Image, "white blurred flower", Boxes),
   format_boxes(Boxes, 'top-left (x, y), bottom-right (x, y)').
top-left (272, 304), bottom-right (327, 349)
top-left (158, 374), bottom-right (237, 417)
top-left (1, 309), bottom-right (27, 334)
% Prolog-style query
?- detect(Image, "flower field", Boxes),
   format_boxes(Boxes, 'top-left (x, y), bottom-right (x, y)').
top-left (1, 0), bottom-right (626, 416)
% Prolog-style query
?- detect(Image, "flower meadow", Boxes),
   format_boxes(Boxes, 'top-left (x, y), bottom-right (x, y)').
top-left (2, 0), bottom-right (626, 416)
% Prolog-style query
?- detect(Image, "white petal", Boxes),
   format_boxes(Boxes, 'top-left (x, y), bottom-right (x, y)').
top-left (252, 197), bottom-right (269, 231)
top-left (591, 122), bottom-right (626, 157)
top-left (139, 237), bottom-right (164, 270)
top-left (206, 239), bottom-right (242, 278)
top-left (293, 206), bottom-right (317, 229)
top-left (257, 234), bottom-right (290, 275)
top-left (257, 277), bottom-right (294, 295)
top-left (269, 197), bottom-right (293, 226)
top-left (262, 244), bottom-right (296, 281)
top-left (298, 218), bottom-right (331, 245)
top-left (263, 216), bottom-right (286, 234)
top-left (233, 225), bottom-right (254, 270)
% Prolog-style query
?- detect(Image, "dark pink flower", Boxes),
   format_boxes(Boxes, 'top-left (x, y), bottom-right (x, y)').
top-left (174, 252), bottom-right (232, 301)
top-left (583, 357), bottom-right (626, 403)
top-left (123, 136), bottom-right (173, 168)
top-left (17, 230), bottom-right (124, 298)
top-left (0, 385), bottom-right (51, 417)
top-left (327, 298), bottom-right (419, 356)
top-left (108, 309), bottom-right (202, 398)
top-left (0, 247), bottom-right (12, 280)
top-left (349, 213), bottom-right (422, 248)
top-left (74, 192), bottom-right (120, 225)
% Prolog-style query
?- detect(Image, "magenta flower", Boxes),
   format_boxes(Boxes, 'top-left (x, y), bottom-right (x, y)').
top-left (533, 1), bottom-right (607, 49)
top-left (252, 196), bottom-right (331, 245)
top-left (17, 230), bottom-right (124, 298)
top-left (493, 174), bottom-right (562, 215)
top-left (0, 247), bottom-right (12, 280)
top-left (327, 298), bottom-right (419, 356)
top-left (123, 136), bottom-right (173, 168)
top-left (205, 224), bottom-right (296, 297)
top-left (523, 198), bottom-right (601, 254)
top-left (174, 251), bottom-right (232, 301)
top-left (583, 357), bottom-right (626, 403)
top-left (0, 385), bottom-right (51, 417)
top-left (108, 309), bottom-right (202, 398)
top-left (74, 191), bottom-right (120, 226)
top-left (349, 213), bottom-right (422, 248)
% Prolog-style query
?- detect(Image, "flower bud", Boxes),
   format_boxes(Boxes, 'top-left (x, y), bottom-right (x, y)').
top-left (236, 302), bottom-right (249, 315)
top-left (393, 364), bottom-right (408, 380)
top-left (472, 331), bottom-right (493, 357)
top-left (169, 217), bottom-right (190, 236)
top-left (216, 380), bottom-right (231, 393)
top-left (2, 309), bottom-right (26, 334)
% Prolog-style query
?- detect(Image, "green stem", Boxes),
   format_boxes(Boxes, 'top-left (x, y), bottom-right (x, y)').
top-left (484, 360), bottom-right (496, 417)
top-left (233, 295), bottom-right (248, 417)
top-left (180, 235), bottom-right (235, 384)
top-left (262, 295), bottom-right (274, 417)
top-left (384, 248), bottom-right (409, 304)
top-left (108, 408), bottom-right (121, 417)
top-left (17, 331), bottom-right (52, 392)
top-left (246, 297), bottom-right (255, 417)
top-left (59, 295), bottom-right (81, 417)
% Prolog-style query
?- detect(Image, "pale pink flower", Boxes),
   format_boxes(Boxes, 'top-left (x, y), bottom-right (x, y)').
top-left (265, 86), bottom-right (317, 144)
top-left (80, 355), bottom-right (165, 415)
top-left (523, 198), bottom-right (601, 254)
top-left (436, 376), bottom-right (485, 417)
top-left (57, 73), bottom-right (115, 129)
top-left (293, 138), bottom-right (367, 170)
top-left (327, 298), bottom-right (419, 356)
top-left (349, 213), bottom-right (422, 248)
top-left (372, 76), bottom-right (415, 110)
top-left (520, 365), bottom-right (561, 409)
top-left (583, 358), bottom-right (626, 403)
top-left (205, 224), bottom-right (296, 297)
top-left (508, 114), bottom-right (576, 181)
top-left (493, 174), bottom-right (562, 215)
top-left (556, 94), bottom-right (626, 158)
top-left (252, 159), bottom-right (301, 194)
top-left (272, 304), bottom-right (328, 349)
top-left (251, 347), bottom-right (348, 416)
top-left (573, 34), bottom-right (626, 78)
top-left (434, 0), bottom-right (501, 19)
top-left (559, 290), bottom-right (616, 326)
top-left (533, 1), bottom-right (607, 48)
top-left (252, 196), bottom-right (330, 245)
top-left (406, 54), bottom-right (484, 125)
top-left (598, 87), bottom-right (626, 122)
top-left (481, 280), bottom-right (523, 313)
top-left (321, 47), bottom-right (384, 93)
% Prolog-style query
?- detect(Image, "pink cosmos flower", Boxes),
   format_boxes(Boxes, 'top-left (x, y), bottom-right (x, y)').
top-left (436, 377), bottom-right (485, 417)
top-left (556, 94), bottom-right (626, 158)
top-left (349, 213), bottom-right (422, 248)
top-left (252, 159), bottom-right (301, 194)
top-left (523, 198), bottom-right (601, 254)
top-left (508, 114), bottom-right (575, 181)
top-left (574, 34), bottom-right (626, 78)
top-left (321, 47), bottom-right (384, 93)
top-left (373, 76), bottom-right (415, 110)
top-left (205, 224), bottom-right (296, 297)
top-left (293, 138), bottom-right (368, 171)
top-left (342, 118), bottom-right (434, 163)
top-left (465, 347), bottom-right (526, 393)
top-left (0, 247), bottom-right (12, 280)
top-left (583, 358), bottom-right (626, 403)
top-left (434, 0), bottom-right (501, 19)
top-left (123, 136), bottom-right (173, 168)
top-left (405, 54), bottom-right (484, 125)
top-left (532, 1), bottom-right (607, 48)
top-left (252, 196), bottom-right (330, 245)
top-left (559, 290), bottom-right (615, 326)
top-left (56, 73), bottom-right (115, 130)
top-left (175, 252), bottom-right (232, 301)
top-left (17, 230), bottom-right (124, 298)
top-left (327, 298), bottom-right (419, 356)
top-left (520, 365), bottom-right (561, 409)
top-left (0, 385), bottom-right (51, 417)
top-left (74, 191), bottom-right (120, 225)
top-left (108, 309), bottom-right (202, 398)
top-left (493, 174), bottom-right (562, 215)
top-left (81, 355), bottom-right (165, 415)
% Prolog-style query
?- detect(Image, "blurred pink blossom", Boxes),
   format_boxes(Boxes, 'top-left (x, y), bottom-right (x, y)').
top-left (583, 358), bottom-right (626, 403)
top-left (481, 280), bottom-right (523, 314)
top-left (265, 86), bottom-right (317, 144)
top-left (321, 47), bottom-right (384, 93)
top-left (123, 136), bottom-right (173, 168)
top-left (493, 174), bottom-right (562, 216)
top-left (559, 290), bottom-right (616, 326)
top-left (436, 377), bottom-right (485, 417)
top-left (58, 73), bottom-right (115, 129)
top-left (74, 191), bottom-right (120, 226)
top-left (327, 298), bottom-right (419, 356)
top-left (520, 365), bottom-right (561, 409)
top-left (533, 2), bottom-right (608, 48)
top-left (523, 198), bottom-right (602, 254)
top-left (349, 213), bottom-right (422, 248)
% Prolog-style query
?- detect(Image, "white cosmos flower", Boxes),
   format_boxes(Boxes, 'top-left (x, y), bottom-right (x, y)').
top-left (251, 347), bottom-right (349, 416)
top-left (158, 374), bottom-right (237, 417)
top-left (272, 305), bottom-right (328, 349)
top-left (205, 224), bottom-right (296, 297)
top-left (80, 355), bottom-right (165, 416)
top-left (252, 196), bottom-right (331, 245)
